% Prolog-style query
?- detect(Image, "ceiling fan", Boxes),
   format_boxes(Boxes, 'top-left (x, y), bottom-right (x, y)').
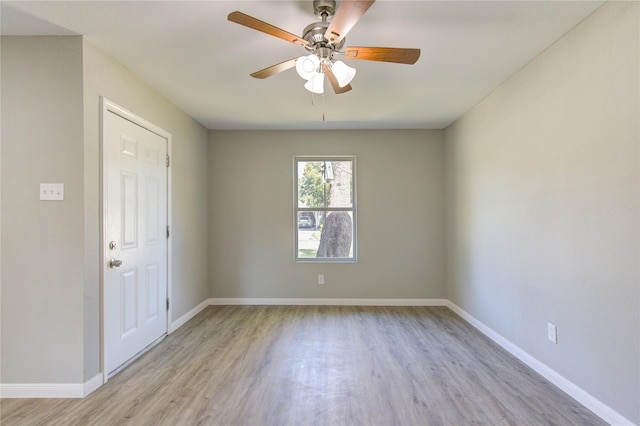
top-left (228, 0), bottom-right (420, 95)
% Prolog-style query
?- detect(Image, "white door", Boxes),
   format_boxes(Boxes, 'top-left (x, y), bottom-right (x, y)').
top-left (104, 108), bottom-right (168, 376)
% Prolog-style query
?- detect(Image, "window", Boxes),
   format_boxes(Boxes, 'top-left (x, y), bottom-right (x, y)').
top-left (294, 156), bottom-right (357, 262)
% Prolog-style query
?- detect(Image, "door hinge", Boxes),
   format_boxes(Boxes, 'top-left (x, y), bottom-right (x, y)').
top-left (166, 225), bottom-right (170, 239)
top-left (166, 154), bottom-right (170, 167)
top-left (166, 298), bottom-right (170, 311)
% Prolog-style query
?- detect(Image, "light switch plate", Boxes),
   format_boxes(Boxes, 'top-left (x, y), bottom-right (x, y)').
top-left (40, 183), bottom-right (64, 201)
top-left (547, 323), bottom-right (558, 344)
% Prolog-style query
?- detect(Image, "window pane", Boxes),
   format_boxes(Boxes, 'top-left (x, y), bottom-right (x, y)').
top-left (297, 213), bottom-right (323, 259)
top-left (297, 161), bottom-right (330, 208)
top-left (326, 161), bottom-right (353, 208)
top-left (297, 211), bottom-right (353, 259)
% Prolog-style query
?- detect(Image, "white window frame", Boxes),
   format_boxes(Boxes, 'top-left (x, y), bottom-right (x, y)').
top-left (294, 155), bottom-right (357, 263)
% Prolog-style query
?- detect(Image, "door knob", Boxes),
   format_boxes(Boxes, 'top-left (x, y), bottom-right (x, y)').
top-left (109, 259), bottom-right (123, 268)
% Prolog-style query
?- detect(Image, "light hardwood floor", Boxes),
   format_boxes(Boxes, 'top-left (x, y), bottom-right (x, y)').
top-left (1, 305), bottom-right (605, 425)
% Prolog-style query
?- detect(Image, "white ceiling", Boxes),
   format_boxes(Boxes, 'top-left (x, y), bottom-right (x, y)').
top-left (1, 0), bottom-right (604, 130)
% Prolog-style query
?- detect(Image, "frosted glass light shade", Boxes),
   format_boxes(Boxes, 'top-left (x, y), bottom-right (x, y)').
top-left (331, 60), bottom-right (356, 87)
top-left (304, 72), bottom-right (324, 94)
top-left (296, 55), bottom-right (320, 80)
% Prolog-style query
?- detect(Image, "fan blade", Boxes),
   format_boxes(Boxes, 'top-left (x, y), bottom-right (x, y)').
top-left (251, 58), bottom-right (298, 79)
top-left (323, 64), bottom-right (352, 94)
top-left (228, 11), bottom-right (309, 47)
top-left (324, 0), bottom-right (375, 45)
top-left (344, 47), bottom-right (420, 64)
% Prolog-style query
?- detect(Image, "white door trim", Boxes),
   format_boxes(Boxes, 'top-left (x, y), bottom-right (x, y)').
top-left (100, 97), bottom-right (172, 384)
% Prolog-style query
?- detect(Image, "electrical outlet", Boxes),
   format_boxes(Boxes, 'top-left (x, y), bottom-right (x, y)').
top-left (318, 274), bottom-right (324, 285)
top-left (547, 323), bottom-right (558, 344)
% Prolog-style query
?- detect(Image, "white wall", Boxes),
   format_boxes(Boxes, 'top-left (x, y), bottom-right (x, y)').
top-left (445, 2), bottom-right (639, 423)
top-left (208, 130), bottom-right (445, 300)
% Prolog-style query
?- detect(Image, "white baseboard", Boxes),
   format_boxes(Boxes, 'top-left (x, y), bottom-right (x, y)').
top-left (84, 374), bottom-right (103, 397)
top-left (170, 299), bottom-right (211, 333)
top-left (0, 374), bottom-right (104, 399)
top-left (0, 383), bottom-right (84, 398)
top-left (208, 297), bottom-right (449, 306)
top-left (445, 301), bottom-right (635, 426)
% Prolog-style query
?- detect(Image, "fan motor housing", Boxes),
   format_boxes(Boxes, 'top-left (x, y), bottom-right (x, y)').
top-left (302, 21), bottom-right (345, 51)
top-left (313, 0), bottom-right (336, 20)
top-left (302, 21), bottom-right (329, 44)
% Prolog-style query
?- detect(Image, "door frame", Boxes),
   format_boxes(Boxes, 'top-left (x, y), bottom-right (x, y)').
top-left (100, 97), bottom-right (172, 384)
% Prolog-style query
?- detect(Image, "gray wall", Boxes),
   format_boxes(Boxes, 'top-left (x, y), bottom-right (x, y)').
top-left (1, 37), bottom-right (85, 384)
top-left (444, 2), bottom-right (639, 423)
top-left (82, 40), bottom-right (210, 379)
top-left (1, 36), bottom-right (210, 385)
top-left (2, 2), bottom-right (638, 421)
top-left (208, 130), bottom-right (445, 300)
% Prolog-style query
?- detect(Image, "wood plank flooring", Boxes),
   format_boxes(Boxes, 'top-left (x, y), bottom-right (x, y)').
top-left (1, 305), bottom-right (605, 425)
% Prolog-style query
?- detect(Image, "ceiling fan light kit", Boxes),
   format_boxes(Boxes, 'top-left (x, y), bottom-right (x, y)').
top-left (228, 0), bottom-right (420, 95)
top-left (331, 60), bottom-right (356, 88)
top-left (296, 54), bottom-right (320, 80)
top-left (296, 55), bottom-right (355, 94)
top-left (304, 71), bottom-right (326, 94)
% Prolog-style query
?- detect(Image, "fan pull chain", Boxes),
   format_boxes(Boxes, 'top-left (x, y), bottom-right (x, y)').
top-left (308, 79), bottom-right (326, 121)
top-left (309, 90), bottom-right (326, 121)
top-left (322, 87), bottom-right (326, 122)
